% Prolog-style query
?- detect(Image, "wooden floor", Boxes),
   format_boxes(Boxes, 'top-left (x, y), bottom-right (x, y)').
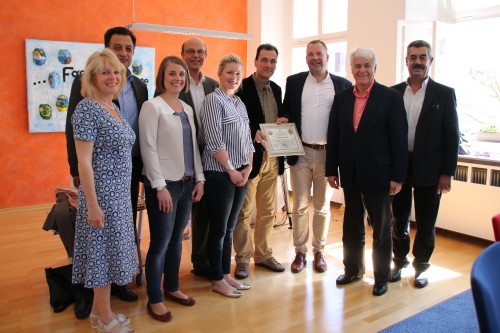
top-left (0, 203), bottom-right (489, 333)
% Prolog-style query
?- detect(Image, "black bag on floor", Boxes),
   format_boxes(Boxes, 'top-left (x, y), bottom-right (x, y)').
top-left (45, 264), bottom-right (74, 313)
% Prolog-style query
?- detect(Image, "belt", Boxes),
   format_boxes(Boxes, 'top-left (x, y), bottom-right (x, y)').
top-left (181, 176), bottom-right (193, 181)
top-left (302, 142), bottom-right (327, 150)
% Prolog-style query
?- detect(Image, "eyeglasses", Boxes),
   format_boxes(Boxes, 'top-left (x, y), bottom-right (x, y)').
top-left (184, 49), bottom-right (206, 56)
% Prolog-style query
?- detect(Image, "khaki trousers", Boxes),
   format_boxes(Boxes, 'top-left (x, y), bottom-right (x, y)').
top-left (289, 147), bottom-right (332, 254)
top-left (234, 155), bottom-right (279, 264)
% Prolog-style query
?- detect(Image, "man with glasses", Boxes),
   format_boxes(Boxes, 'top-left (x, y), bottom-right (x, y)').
top-left (180, 37), bottom-right (218, 277)
top-left (390, 40), bottom-right (459, 288)
top-left (233, 44), bottom-right (287, 279)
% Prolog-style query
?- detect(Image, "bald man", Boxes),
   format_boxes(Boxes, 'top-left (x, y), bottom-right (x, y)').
top-left (180, 37), bottom-right (218, 277)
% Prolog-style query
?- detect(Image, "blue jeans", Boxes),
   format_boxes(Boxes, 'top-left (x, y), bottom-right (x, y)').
top-left (204, 171), bottom-right (248, 281)
top-left (144, 178), bottom-right (194, 304)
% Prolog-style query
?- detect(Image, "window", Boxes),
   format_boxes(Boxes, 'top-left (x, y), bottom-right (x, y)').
top-left (290, 0), bottom-right (348, 76)
top-left (439, 1), bottom-right (500, 159)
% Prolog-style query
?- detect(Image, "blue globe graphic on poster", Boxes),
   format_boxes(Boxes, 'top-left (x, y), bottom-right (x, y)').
top-left (58, 49), bottom-right (72, 64)
top-left (132, 60), bottom-right (143, 75)
top-left (56, 95), bottom-right (69, 112)
top-left (48, 71), bottom-right (61, 89)
top-left (33, 48), bottom-right (46, 65)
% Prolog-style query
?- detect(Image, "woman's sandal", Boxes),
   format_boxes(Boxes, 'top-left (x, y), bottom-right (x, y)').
top-left (97, 318), bottom-right (133, 333)
top-left (90, 313), bottom-right (130, 328)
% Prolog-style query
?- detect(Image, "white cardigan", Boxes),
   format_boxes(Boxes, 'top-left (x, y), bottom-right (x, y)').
top-left (139, 96), bottom-right (205, 189)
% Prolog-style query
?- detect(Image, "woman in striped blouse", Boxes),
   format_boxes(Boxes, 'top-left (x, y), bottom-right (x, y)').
top-left (201, 54), bottom-right (255, 297)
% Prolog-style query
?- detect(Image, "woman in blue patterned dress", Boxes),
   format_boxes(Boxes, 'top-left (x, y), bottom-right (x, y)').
top-left (72, 49), bottom-right (136, 333)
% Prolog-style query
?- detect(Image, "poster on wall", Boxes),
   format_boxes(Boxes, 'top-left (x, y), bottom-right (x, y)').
top-left (25, 39), bottom-right (155, 133)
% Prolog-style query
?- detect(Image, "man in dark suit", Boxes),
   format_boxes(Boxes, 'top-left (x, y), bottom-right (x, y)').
top-left (179, 37), bottom-right (218, 277)
top-left (233, 44), bottom-right (287, 280)
top-left (65, 26), bottom-right (148, 318)
top-left (283, 40), bottom-right (352, 274)
top-left (389, 40), bottom-right (459, 288)
top-left (326, 47), bottom-right (408, 296)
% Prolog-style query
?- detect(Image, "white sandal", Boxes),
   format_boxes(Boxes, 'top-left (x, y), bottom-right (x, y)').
top-left (97, 318), bottom-right (133, 333)
top-left (90, 313), bottom-right (130, 328)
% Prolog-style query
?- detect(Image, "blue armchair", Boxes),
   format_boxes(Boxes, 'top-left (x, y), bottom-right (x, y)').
top-left (471, 242), bottom-right (500, 333)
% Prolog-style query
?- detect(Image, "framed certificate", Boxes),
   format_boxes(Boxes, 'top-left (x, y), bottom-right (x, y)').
top-left (259, 123), bottom-right (305, 157)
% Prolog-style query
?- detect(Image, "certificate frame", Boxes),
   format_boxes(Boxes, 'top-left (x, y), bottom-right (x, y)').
top-left (259, 123), bottom-right (305, 157)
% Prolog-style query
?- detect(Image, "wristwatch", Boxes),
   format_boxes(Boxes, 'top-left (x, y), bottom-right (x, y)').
top-left (225, 159), bottom-right (235, 171)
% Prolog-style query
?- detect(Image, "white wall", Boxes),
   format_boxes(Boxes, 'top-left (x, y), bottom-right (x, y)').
top-left (247, 0), bottom-right (288, 88)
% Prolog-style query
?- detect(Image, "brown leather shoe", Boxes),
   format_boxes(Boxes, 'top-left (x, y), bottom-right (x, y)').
top-left (291, 252), bottom-right (306, 273)
top-left (164, 292), bottom-right (196, 306)
top-left (147, 302), bottom-right (172, 322)
top-left (313, 252), bottom-right (327, 273)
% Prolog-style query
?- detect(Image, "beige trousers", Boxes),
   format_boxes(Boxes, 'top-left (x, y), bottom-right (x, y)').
top-left (234, 155), bottom-right (279, 264)
top-left (289, 147), bottom-right (332, 254)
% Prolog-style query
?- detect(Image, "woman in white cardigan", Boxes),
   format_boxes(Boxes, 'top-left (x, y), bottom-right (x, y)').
top-left (139, 56), bottom-right (204, 322)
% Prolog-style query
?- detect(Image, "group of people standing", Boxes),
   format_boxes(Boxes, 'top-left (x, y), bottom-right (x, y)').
top-left (65, 25), bottom-right (459, 333)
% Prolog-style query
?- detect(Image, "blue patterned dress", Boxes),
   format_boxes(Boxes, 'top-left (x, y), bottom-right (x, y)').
top-left (71, 98), bottom-right (137, 288)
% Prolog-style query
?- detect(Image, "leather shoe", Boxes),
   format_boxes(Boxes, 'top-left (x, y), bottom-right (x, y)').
top-left (256, 257), bottom-right (285, 272)
top-left (147, 302), bottom-right (173, 322)
top-left (414, 270), bottom-right (429, 288)
top-left (313, 252), bottom-right (327, 273)
top-left (388, 266), bottom-right (402, 282)
top-left (235, 263), bottom-right (249, 279)
top-left (336, 274), bottom-right (363, 285)
top-left (373, 283), bottom-right (388, 296)
top-left (164, 292), bottom-right (196, 306)
top-left (291, 252), bottom-right (306, 273)
top-left (111, 284), bottom-right (138, 302)
top-left (74, 297), bottom-right (92, 319)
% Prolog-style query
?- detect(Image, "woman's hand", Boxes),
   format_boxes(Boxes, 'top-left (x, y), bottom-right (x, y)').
top-left (228, 170), bottom-right (244, 185)
top-left (157, 188), bottom-right (173, 213)
top-left (236, 166), bottom-right (252, 187)
top-left (87, 205), bottom-right (104, 229)
top-left (192, 182), bottom-right (204, 202)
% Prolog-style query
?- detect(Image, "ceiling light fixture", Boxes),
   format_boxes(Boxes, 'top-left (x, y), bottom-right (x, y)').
top-left (126, 22), bottom-right (253, 40)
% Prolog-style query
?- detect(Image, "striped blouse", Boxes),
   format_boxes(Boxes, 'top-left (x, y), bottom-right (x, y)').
top-left (201, 88), bottom-right (254, 172)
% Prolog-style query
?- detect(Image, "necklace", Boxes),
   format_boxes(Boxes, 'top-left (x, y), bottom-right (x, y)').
top-left (96, 95), bottom-right (115, 110)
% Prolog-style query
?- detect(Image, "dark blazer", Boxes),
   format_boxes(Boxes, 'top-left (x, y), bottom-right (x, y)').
top-left (65, 74), bottom-right (149, 177)
top-left (179, 76), bottom-right (218, 138)
top-left (283, 71), bottom-right (352, 166)
top-left (325, 81), bottom-right (408, 192)
top-left (392, 78), bottom-right (459, 186)
top-left (236, 75), bottom-right (285, 179)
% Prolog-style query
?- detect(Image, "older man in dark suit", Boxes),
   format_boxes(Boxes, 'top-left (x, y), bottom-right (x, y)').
top-left (326, 47), bottom-right (408, 296)
top-left (389, 40), bottom-right (459, 288)
top-left (284, 40), bottom-right (352, 274)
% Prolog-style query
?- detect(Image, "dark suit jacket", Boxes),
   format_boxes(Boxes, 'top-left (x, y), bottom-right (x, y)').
top-left (283, 71), bottom-right (352, 165)
top-left (236, 75), bottom-right (285, 179)
top-left (179, 76), bottom-right (218, 140)
top-left (392, 78), bottom-right (459, 186)
top-left (326, 81), bottom-right (408, 192)
top-left (65, 74), bottom-right (149, 177)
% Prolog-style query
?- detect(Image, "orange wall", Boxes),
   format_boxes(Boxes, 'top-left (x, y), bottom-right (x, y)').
top-left (0, 0), bottom-right (247, 208)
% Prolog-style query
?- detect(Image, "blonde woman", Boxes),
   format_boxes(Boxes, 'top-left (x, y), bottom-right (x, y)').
top-left (201, 54), bottom-right (254, 297)
top-left (72, 49), bottom-right (135, 333)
